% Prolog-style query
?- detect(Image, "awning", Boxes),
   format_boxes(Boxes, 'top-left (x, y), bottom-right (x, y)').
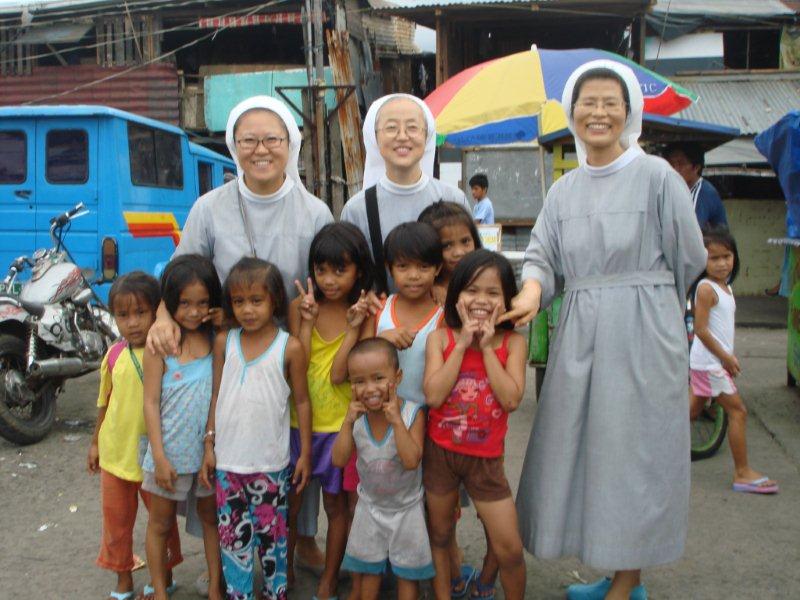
top-left (15, 21), bottom-right (93, 44)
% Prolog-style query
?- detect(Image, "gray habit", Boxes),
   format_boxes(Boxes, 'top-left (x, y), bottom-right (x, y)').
top-left (516, 152), bottom-right (706, 570)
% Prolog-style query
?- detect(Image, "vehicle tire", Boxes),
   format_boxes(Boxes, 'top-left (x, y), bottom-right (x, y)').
top-left (0, 334), bottom-right (58, 445)
top-left (691, 401), bottom-right (728, 461)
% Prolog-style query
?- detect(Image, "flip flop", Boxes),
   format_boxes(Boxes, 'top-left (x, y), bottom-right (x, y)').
top-left (140, 582), bottom-right (178, 599)
top-left (733, 476), bottom-right (779, 494)
top-left (469, 579), bottom-right (496, 599)
top-left (451, 565), bottom-right (478, 599)
top-left (109, 592), bottom-right (135, 600)
top-left (567, 578), bottom-right (647, 600)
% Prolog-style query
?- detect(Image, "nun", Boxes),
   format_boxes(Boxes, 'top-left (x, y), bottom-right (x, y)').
top-left (503, 61), bottom-right (706, 599)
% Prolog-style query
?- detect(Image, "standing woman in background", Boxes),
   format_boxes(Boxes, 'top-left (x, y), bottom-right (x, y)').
top-left (504, 61), bottom-right (706, 600)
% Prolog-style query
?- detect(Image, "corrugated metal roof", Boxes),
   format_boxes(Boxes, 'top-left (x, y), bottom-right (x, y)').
top-left (672, 72), bottom-right (800, 136)
top-left (0, 63), bottom-right (180, 124)
top-left (362, 14), bottom-right (419, 56)
top-left (651, 0), bottom-right (793, 17)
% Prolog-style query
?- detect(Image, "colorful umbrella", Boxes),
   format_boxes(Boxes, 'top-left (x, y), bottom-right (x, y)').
top-left (425, 47), bottom-right (698, 147)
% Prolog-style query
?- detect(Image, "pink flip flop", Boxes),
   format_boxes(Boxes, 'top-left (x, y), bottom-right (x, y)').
top-left (732, 477), bottom-right (779, 494)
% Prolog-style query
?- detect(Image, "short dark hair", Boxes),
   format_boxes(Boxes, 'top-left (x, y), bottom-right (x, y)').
top-left (308, 222), bottom-right (374, 304)
top-left (108, 271), bottom-right (160, 316)
top-left (469, 173), bottom-right (488, 189)
top-left (348, 337), bottom-right (400, 372)
top-left (702, 226), bottom-right (739, 284)
top-left (444, 249), bottom-right (518, 331)
top-left (160, 254), bottom-right (222, 333)
top-left (418, 201), bottom-right (482, 251)
top-left (223, 257), bottom-right (287, 320)
top-left (664, 142), bottom-right (705, 171)
top-left (384, 222), bottom-right (443, 267)
top-left (570, 67), bottom-right (631, 118)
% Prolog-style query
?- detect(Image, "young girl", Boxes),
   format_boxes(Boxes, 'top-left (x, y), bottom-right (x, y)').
top-left (690, 229), bottom-right (779, 494)
top-left (287, 223), bottom-right (375, 599)
top-left (88, 272), bottom-right (182, 600)
top-left (332, 338), bottom-right (431, 600)
top-left (199, 257), bottom-right (313, 600)
top-left (418, 201), bottom-right (482, 306)
top-left (419, 201), bottom-right (492, 598)
top-left (423, 249), bottom-right (527, 600)
top-left (141, 255), bottom-right (224, 600)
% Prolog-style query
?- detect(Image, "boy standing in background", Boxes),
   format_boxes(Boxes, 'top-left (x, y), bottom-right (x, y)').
top-left (469, 174), bottom-right (494, 225)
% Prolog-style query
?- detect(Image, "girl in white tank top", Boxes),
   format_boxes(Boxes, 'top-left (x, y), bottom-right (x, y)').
top-left (689, 230), bottom-right (778, 495)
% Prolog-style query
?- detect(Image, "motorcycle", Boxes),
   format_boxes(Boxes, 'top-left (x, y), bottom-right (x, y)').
top-left (0, 203), bottom-right (117, 444)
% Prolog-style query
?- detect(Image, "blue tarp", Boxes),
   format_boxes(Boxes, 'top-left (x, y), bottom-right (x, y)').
top-left (755, 111), bottom-right (800, 238)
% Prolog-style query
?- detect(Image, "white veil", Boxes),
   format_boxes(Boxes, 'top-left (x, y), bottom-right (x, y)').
top-left (361, 93), bottom-right (437, 189)
top-left (225, 95), bottom-right (314, 198)
top-left (561, 60), bottom-right (645, 166)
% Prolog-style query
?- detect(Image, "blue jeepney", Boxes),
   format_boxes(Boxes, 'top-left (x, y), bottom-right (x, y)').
top-left (0, 105), bottom-right (235, 300)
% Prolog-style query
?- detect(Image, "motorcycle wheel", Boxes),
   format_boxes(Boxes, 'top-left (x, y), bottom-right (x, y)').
top-left (0, 334), bottom-right (58, 445)
top-left (691, 401), bottom-right (728, 461)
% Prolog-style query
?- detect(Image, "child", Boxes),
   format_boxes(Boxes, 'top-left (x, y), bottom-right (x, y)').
top-left (332, 338), bottom-right (432, 600)
top-left (423, 250), bottom-right (527, 600)
top-left (141, 255), bottom-right (224, 600)
top-left (418, 201), bottom-right (482, 307)
top-left (419, 202), bottom-right (496, 598)
top-left (376, 221), bottom-right (443, 407)
top-left (88, 272), bottom-right (182, 600)
top-left (199, 256), bottom-right (313, 599)
top-left (287, 223), bottom-right (375, 599)
top-left (690, 229), bottom-right (779, 494)
top-left (469, 174), bottom-right (494, 225)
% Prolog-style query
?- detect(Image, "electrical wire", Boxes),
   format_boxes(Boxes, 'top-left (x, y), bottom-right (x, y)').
top-left (20, 0), bottom-right (281, 105)
top-left (1, 1), bottom-right (279, 67)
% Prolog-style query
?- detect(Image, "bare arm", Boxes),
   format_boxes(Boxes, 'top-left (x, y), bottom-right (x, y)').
top-left (330, 291), bottom-right (373, 385)
top-left (286, 336), bottom-right (312, 492)
top-left (482, 332), bottom-right (526, 412)
top-left (422, 330), bottom-right (462, 409)
top-left (387, 399), bottom-right (425, 470)
top-left (331, 395), bottom-right (365, 468)
top-left (87, 406), bottom-right (107, 473)
top-left (145, 301), bottom-right (181, 357)
top-left (291, 279), bottom-right (318, 362)
top-left (693, 283), bottom-right (740, 376)
top-left (200, 332), bottom-right (227, 489)
top-left (142, 350), bottom-right (176, 491)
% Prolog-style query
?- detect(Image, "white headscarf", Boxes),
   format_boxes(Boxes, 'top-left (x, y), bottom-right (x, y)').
top-left (561, 59), bottom-right (644, 166)
top-left (361, 93), bottom-right (437, 190)
top-left (225, 95), bottom-right (312, 197)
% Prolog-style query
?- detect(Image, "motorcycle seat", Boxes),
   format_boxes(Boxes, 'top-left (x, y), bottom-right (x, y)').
top-left (19, 300), bottom-right (45, 318)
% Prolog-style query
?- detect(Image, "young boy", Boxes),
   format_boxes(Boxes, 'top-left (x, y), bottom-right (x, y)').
top-left (332, 338), bottom-right (431, 600)
top-left (469, 174), bottom-right (494, 225)
top-left (375, 222), bottom-right (443, 408)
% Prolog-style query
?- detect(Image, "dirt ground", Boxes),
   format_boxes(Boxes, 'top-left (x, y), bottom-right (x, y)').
top-left (1, 328), bottom-right (799, 599)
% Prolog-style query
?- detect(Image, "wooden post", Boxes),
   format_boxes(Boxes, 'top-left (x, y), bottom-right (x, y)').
top-left (435, 10), bottom-right (449, 86)
top-left (313, 0), bottom-right (328, 204)
top-left (301, 90), bottom-right (315, 193)
top-left (329, 117), bottom-right (345, 218)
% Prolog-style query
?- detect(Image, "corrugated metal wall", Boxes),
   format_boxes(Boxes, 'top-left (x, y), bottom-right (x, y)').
top-left (0, 63), bottom-right (180, 124)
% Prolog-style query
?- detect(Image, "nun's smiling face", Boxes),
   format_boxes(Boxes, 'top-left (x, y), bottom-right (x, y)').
top-left (375, 98), bottom-right (427, 184)
top-left (572, 78), bottom-right (627, 161)
top-left (234, 109), bottom-right (289, 195)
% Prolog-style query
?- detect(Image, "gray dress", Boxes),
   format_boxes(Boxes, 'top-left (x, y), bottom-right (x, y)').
top-left (516, 150), bottom-right (706, 570)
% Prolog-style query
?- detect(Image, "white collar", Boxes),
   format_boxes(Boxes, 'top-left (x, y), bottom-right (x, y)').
top-left (238, 175), bottom-right (295, 203)
top-left (378, 172), bottom-right (430, 195)
top-left (584, 145), bottom-right (644, 178)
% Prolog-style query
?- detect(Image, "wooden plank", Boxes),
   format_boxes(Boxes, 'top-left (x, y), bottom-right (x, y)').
top-left (301, 89), bottom-right (315, 193)
top-left (326, 29), bottom-right (364, 198)
top-left (435, 11), bottom-right (448, 86)
top-left (329, 117), bottom-right (345, 218)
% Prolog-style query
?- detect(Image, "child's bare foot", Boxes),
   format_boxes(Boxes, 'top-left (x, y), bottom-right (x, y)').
top-left (296, 535), bottom-right (326, 571)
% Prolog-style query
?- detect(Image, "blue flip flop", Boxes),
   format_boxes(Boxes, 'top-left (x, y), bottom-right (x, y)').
top-left (108, 592), bottom-right (135, 600)
top-left (451, 565), bottom-right (478, 599)
top-left (141, 582), bottom-right (178, 598)
top-left (567, 578), bottom-right (647, 600)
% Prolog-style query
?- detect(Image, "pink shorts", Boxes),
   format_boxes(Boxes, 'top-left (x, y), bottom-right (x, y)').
top-left (690, 368), bottom-right (737, 398)
top-left (343, 451), bottom-right (359, 492)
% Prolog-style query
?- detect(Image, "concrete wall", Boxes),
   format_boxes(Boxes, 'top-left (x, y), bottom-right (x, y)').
top-left (727, 199), bottom-right (785, 296)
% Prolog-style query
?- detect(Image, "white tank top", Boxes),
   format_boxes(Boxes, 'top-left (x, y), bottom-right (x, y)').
top-left (690, 279), bottom-right (735, 371)
top-left (376, 294), bottom-right (442, 407)
top-left (214, 328), bottom-right (291, 473)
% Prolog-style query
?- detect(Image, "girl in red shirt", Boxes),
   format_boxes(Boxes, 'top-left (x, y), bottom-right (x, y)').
top-left (423, 249), bottom-right (527, 600)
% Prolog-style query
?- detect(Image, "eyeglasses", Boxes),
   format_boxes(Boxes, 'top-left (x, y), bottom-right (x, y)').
top-left (236, 135), bottom-right (287, 150)
top-left (376, 123), bottom-right (426, 139)
top-left (573, 99), bottom-right (627, 113)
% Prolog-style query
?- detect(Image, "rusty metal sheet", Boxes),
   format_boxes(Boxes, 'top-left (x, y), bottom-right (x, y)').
top-left (0, 63), bottom-right (180, 124)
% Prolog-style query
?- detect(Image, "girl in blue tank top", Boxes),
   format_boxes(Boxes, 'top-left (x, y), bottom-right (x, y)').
top-left (141, 255), bottom-right (225, 600)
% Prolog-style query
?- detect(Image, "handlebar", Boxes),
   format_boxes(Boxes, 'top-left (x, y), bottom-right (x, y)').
top-left (50, 202), bottom-right (88, 228)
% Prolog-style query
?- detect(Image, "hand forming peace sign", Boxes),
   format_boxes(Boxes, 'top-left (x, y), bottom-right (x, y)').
top-left (294, 277), bottom-right (319, 322)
